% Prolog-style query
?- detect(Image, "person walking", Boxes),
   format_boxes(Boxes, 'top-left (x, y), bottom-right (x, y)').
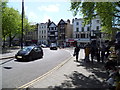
top-left (84, 43), bottom-right (91, 62)
top-left (96, 44), bottom-right (100, 62)
top-left (101, 43), bottom-right (106, 63)
top-left (90, 41), bottom-right (96, 63)
top-left (73, 45), bottom-right (80, 62)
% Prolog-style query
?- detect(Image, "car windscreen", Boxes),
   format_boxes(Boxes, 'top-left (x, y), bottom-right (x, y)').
top-left (50, 43), bottom-right (57, 47)
top-left (21, 46), bottom-right (34, 52)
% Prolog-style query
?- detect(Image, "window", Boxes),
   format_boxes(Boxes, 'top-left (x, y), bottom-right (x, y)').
top-left (87, 27), bottom-right (90, 31)
top-left (44, 30), bottom-right (46, 33)
top-left (87, 34), bottom-right (89, 38)
top-left (51, 32), bottom-right (55, 35)
top-left (76, 34), bottom-right (78, 38)
top-left (76, 22), bottom-right (79, 25)
top-left (78, 34), bottom-right (80, 38)
top-left (82, 27), bottom-right (84, 32)
top-left (81, 34), bottom-right (85, 38)
top-left (75, 34), bottom-right (79, 38)
top-left (51, 27), bottom-right (54, 30)
top-left (96, 26), bottom-right (99, 30)
top-left (76, 28), bottom-right (79, 32)
top-left (96, 20), bottom-right (100, 23)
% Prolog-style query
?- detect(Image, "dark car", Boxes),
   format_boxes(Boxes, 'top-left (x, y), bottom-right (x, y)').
top-left (50, 43), bottom-right (57, 50)
top-left (15, 46), bottom-right (43, 61)
top-left (40, 44), bottom-right (47, 48)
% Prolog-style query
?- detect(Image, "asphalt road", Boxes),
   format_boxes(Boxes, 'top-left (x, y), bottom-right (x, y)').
top-left (1, 48), bottom-right (72, 88)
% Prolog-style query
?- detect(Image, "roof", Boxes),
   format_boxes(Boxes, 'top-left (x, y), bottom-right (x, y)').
top-left (57, 19), bottom-right (67, 25)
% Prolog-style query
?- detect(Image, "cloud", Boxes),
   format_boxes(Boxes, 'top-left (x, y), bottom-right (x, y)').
top-left (38, 4), bottom-right (60, 12)
top-left (28, 12), bottom-right (38, 22)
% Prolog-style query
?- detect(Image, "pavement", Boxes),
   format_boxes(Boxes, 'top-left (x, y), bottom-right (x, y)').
top-left (0, 47), bottom-right (20, 60)
top-left (1, 47), bottom-right (109, 89)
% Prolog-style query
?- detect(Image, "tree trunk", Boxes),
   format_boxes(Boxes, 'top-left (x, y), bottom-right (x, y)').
top-left (3, 36), bottom-right (5, 48)
top-left (9, 34), bottom-right (12, 47)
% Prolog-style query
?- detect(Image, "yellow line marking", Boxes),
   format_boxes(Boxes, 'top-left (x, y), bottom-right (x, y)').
top-left (17, 56), bottom-right (73, 89)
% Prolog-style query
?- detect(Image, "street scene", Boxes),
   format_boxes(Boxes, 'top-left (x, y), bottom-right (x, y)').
top-left (1, 0), bottom-right (120, 90)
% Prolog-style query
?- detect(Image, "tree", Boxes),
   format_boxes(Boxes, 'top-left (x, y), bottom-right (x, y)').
top-left (70, 1), bottom-right (120, 40)
top-left (2, 7), bottom-right (22, 47)
top-left (2, 1), bottom-right (32, 47)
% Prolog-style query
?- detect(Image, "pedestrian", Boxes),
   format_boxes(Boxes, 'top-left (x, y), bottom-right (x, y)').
top-left (73, 45), bottom-right (80, 62)
top-left (105, 41), bottom-right (110, 58)
top-left (90, 40), bottom-right (96, 63)
top-left (115, 41), bottom-right (120, 63)
top-left (100, 43), bottom-right (106, 63)
top-left (96, 45), bottom-right (100, 62)
top-left (84, 43), bottom-right (91, 62)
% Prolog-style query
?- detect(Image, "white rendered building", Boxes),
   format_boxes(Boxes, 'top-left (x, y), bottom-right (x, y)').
top-left (38, 23), bottom-right (48, 45)
top-left (72, 17), bottom-right (102, 46)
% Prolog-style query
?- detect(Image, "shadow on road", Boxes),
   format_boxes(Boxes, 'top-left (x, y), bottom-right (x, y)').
top-left (3, 66), bottom-right (12, 69)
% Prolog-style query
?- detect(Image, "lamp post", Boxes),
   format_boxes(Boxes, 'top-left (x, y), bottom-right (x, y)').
top-left (90, 19), bottom-right (92, 43)
top-left (21, 0), bottom-right (24, 49)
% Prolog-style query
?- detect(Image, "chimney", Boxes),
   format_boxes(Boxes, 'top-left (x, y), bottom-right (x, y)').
top-left (72, 19), bottom-right (74, 23)
top-left (48, 19), bottom-right (51, 23)
top-left (67, 19), bottom-right (70, 23)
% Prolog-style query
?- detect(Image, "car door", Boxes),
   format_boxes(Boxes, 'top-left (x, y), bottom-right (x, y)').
top-left (38, 47), bottom-right (43, 58)
top-left (33, 47), bottom-right (42, 59)
top-left (33, 47), bottom-right (39, 59)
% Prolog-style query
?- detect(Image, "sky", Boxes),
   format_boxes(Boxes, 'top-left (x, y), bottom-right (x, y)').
top-left (7, 0), bottom-right (82, 24)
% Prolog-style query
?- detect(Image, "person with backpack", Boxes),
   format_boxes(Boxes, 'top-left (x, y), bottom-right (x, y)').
top-left (84, 43), bottom-right (91, 62)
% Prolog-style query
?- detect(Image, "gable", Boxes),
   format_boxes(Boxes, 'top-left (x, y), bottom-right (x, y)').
top-left (49, 22), bottom-right (57, 27)
top-left (58, 19), bottom-right (67, 25)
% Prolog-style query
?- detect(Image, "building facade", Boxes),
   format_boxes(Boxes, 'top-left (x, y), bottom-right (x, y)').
top-left (72, 17), bottom-right (102, 46)
top-left (57, 19), bottom-right (73, 47)
top-left (38, 23), bottom-right (48, 45)
top-left (57, 19), bottom-right (67, 47)
top-left (65, 19), bottom-right (73, 47)
top-left (24, 24), bottom-right (38, 45)
top-left (48, 22), bottom-right (58, 45)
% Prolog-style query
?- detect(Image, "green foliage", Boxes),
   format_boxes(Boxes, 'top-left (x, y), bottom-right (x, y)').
top-left (2, 1), bottom-right (31, 47)
top-left (70, 1), bottom-right (120, 35)
top-left (2, 7), bottom-right (21, 37)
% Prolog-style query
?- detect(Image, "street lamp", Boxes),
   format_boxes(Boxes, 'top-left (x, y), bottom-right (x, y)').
top-left (21, 0), bottom-right (24, 49)
top-left (90, 18), bottom-right (92, 42)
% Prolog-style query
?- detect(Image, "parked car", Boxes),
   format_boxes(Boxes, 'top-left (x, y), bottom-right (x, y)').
top-left (15, 46), bottom-right (43, 61)
top-left (50, 43), bottom-right (57, 50)
top-left (40, 44), bottom-right (47, 48)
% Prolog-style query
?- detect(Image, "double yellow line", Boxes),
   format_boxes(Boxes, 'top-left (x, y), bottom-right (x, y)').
top-left (17, 56), bottom-right (72, 89)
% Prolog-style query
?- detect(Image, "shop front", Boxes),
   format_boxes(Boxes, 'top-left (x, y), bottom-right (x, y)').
top-left (66, 39), bottom-right (75, 47)
top-left (76, 38), bottom-right (90, 47)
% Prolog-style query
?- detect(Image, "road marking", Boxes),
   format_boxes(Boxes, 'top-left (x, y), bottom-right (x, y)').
top-left (17, 56), bottom-right (73, 89)
top-left (0, 58), bottom-right (14, 65)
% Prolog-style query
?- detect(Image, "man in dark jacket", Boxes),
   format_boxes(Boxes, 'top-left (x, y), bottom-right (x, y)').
top-left (74, 45), bottom-right (80, 62)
